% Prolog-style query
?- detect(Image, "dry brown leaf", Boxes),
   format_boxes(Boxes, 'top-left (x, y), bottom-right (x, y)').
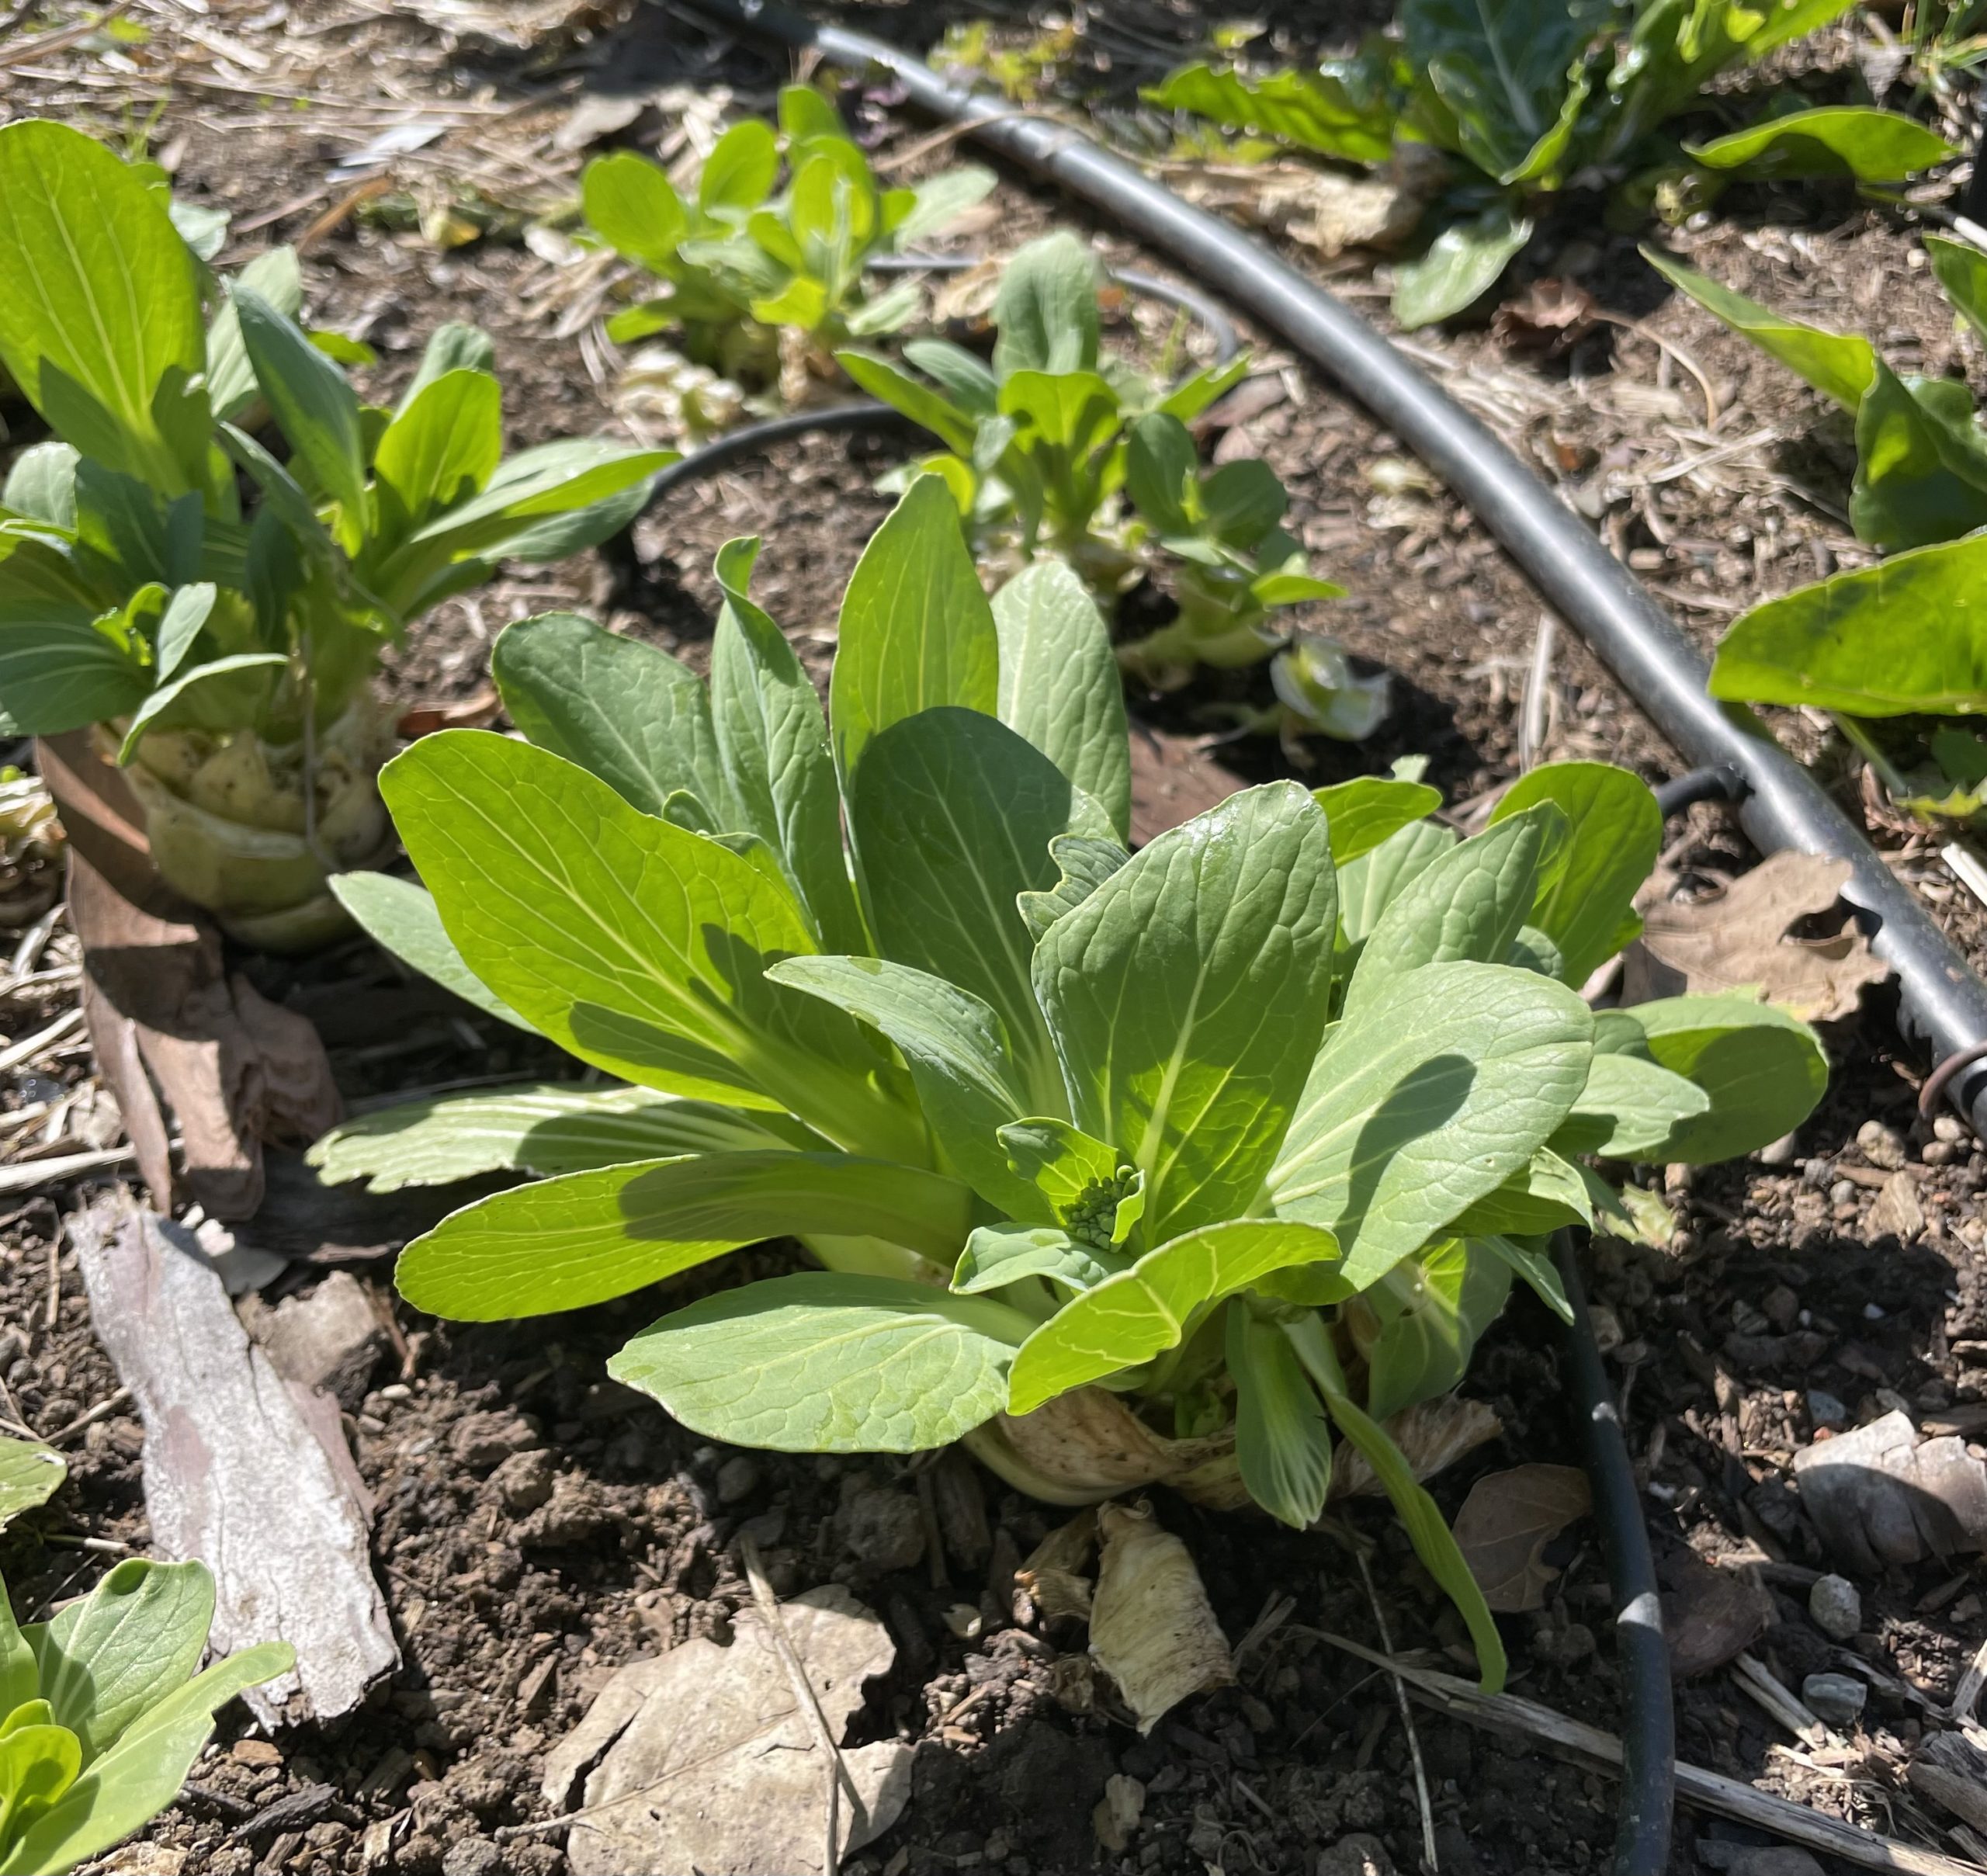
top-left (1451, 1463), bottom-right (1592, 1612)
top-left (1173, 152), bottom-right (1436, 258)
top-left (1623, 851), bottom-right (1891, 1021)
top-left (1492, 278), bottom-right (1600, 354)
top-left (1660, 1548), bottom-right (1774, 1677)
top-left (541, 1584), bottom-right (910, 1876)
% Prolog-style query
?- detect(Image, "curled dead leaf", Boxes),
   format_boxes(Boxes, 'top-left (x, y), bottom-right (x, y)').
top-left (1623, 851), bottom-right (1891, 1021)
top-left (395, 685), bottom-right (501, 739)
top-left (1089, 1500), bottom-right (1233, 1733)
top-left (1492, 278), bottom-right (1600, 355)
top-left (1451, 1463), bottom-right (1592, 1613)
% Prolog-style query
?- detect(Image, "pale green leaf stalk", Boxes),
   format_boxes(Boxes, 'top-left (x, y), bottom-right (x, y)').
top-left (317, 480), bottom-right (1828, 1693)
top-left (0, 120), bottom-right (672, 950)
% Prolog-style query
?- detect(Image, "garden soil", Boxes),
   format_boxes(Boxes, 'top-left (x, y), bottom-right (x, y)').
top-left (2, 3), bottom-right (1985, 1874)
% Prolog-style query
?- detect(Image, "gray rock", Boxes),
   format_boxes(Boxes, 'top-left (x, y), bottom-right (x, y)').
top-left (1317, 1835), bottom-right (1397, 1876)
top-left (837, 1483), bottom-right (925, 1572)
top-left (716, 1455), bottom-right (761, 1505)
top-left (1857, 1119), bottom-right (1908, 1170)
top-left (439, 1839), bottom-right (505, 1876)
top-left (1801, 1671), bottom-right (1867, 1728)
top-left (1807, 1573), bottom-right (1860, 1641)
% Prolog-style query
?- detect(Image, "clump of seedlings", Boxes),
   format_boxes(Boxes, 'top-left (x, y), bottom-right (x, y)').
top-left (1150, 0), bottom-right (1954, 325)
top-left (582, 84), bottom-right (995, 429)
top-left (841, 231), bottom-right (1375, 741)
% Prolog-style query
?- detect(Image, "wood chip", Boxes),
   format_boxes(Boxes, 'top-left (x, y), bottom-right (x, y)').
top-left (74, 1198), bottom-right (398, 1725)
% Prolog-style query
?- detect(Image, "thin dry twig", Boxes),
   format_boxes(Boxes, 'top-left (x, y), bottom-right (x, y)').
top-left (740, 1531), bottom-right (857, 1876)
top-left (0, 0), bottom-right (133, 67)
top-left (1352, 1546), bottom-right (1439, 1874)
top-left (44, 1386), bottom-right (131, 1446)
top-left (1311, 1631), bottom-right (1987, 1876)
top-left (1590, 310), bottom-right (1719, 427)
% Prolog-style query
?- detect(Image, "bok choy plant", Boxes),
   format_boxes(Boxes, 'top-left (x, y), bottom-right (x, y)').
top-left (0, 120), bottom-right (674, 948)
top-left (1150, 0), bottom-right (1954, 327)
top-left (313, 476), bottom-right (1826, 1677)
top-left (0, 1434), bottom-right (291, 1875)
top-left (1649, 238), bottom-right (1987, 818)
top-left (838, 234), bottom-right (1365, 737)
top-left (583, 84), bottom-right (994, 425)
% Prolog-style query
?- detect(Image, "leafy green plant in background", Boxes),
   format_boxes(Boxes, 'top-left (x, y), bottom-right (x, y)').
top-left (311, 477), bottom-right (1825, 1674)
top-left (582, 84), bottom-right (994, 427)
top-left (1149, 0), bottom-right (1955, 327)
top-left (0, 119), bottom-right (672, 948)
top-left (840, 233), bottom-right (1371, 740)
top-left (1649, 237), bottom-right (1987, 818)
top-left (0, 1434), bottom-right (290, 1875)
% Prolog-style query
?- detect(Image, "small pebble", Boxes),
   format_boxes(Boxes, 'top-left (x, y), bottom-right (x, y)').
top-left (1829, 1180), bottom-right (1855, 1207)
top-left (1801, 1670), bottom-right (1867, 1728)
top-left (1808, 1573), bottom-right (1861, 1641)
top-left (1923, 1140), bottom-right (1956, 1166)
top-left (1762, 1285), bottom-right (1800, 1330)
top-left (716, 1455), bottom-right (761, 1505)
top-left (1857, 1120), bottom-right (1908, 1170)
top-left (1806, 1389), bottom-right (1848, 1428)
top-left (1934, 1115), bottom-right (1966, 1143)
top-left (1862, 1302), bottom-right (1887, 1322)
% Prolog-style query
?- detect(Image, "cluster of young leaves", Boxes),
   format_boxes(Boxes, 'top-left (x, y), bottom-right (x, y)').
top-left (311, 475), bottom-right (1825, 1669)
top-left (0, 1434), bottom-right (290, 1875)
top-left (582, 85), bottom-right (994, 380)
top-left (839, 233), bottom-right (1364, 732)
top-left (1150, 0), bottom-right (1955, 326)
top-left (1651, 237), bottom-right (1987, 817)
top-left (0, 119), bottom-right (673, 765)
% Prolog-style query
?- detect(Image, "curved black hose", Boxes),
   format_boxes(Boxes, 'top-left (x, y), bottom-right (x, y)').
top-left (1653, 763), bottom-right (1745, 818)
top-left (678, 0), bottom-right (1987, 1143)
top-left (641, 262), bottom-right (1242, 504)
top-left (1555, 1229), bottom-right (1673, 1876)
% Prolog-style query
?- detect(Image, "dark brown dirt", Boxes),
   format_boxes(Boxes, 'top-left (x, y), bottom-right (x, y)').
top-left (4, 4), bottom-right (1987, 1875)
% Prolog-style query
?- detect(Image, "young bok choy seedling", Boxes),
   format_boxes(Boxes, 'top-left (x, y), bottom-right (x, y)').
top-left (0, 1434), bottom-right (290, 1876)
top-left (0, 120), bottom-right (673, 948)
top-left (314, 477), bottom-right (1826, 1682)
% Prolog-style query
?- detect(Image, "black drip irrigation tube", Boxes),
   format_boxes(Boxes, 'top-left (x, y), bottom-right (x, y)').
top-left (643, 263), bottom-right (1240, 502)
top-left (657, 6), bottom-right (1987, 1867)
